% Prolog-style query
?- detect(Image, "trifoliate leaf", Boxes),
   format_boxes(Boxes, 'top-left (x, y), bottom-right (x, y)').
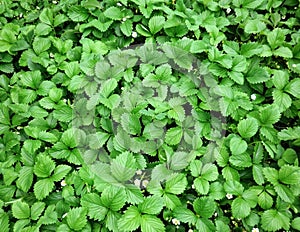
top-left (12, 201), bottom-right (30, 219)
top-left (66, 207), bottom-right (87, 231)
top-left (121, 113), bottom-right (141, 135)
top-left (87, 132), bottom-right (110, 149)
top-left (267, 28), bottom-right (285, 49)
top-left (237, 117), bottom-right (259, 138)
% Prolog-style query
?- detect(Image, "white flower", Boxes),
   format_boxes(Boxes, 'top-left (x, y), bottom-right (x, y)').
top-left (282, 15), bottom-right (286, 19)
top-left (50, 53), bottom-right (54, 58)
top-left (62, 213), bottom-right (68, 218)
top-left (134, 179), bottom-right (141, 187)
top-left (214, 212), bottom-right (218, 217)
top-left (19, 13), bottom-right (23, 18)
top-left (122, 17), bottom-right (127, 22)
top-left (192, 184), bottom-right (195, 189)
top-left (136, 170), bottom-right (142, 175)
top-left (142, 180), bottom-right (149, 188)
top-left (61, 180), bottom-right (67, 187)
top-left (117, 2), bottom-right (122, 6)
top-left (132, 31), bottom-right (138, 38)
top-left (292, 64), bottom-right (297, 68)
top-left (188, 229), bottom-right (193, 232)
top-left (252, 228), bottom-right (259, 232)
top-left (226, 8), bottom-right (231, 14)
top-left (251, 94), bottom-right (256, 100)
top-left (52, 0), bottom-right (58, 4)
top-left (171, 218), bottom-right (180, 226)
top-left (226, 193), bottom-right (233, 199)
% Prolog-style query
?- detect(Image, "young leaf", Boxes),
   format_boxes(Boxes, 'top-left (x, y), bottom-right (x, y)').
top-left (101, 186), bottom-right (126, 211)
top-left (34, 178), bottom-right (54, 200)
top-left (232, 198), bottom-right (251, 218)
top-left (110, 152), bottom-right (137, 182)
top-left (31, 202), bottom-right (46, 221)
top-left (104, 7), bottom-right (123, 20)
top-left (193, 197), bottom-right (216, 218)
top-left (165, 173), bottom-right (187, 195)
top-left (68, 6), bottom-right (89, 22)
top-left (33, 155), bottom-right (55, 178)
top-left (261, 209), bottom-right (290, 231)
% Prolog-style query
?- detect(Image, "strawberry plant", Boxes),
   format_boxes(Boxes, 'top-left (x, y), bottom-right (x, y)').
top-left (0, 0), bottom-right (300, 231)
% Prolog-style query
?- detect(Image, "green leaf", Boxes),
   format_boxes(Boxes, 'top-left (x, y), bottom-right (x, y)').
top-left (173, 206), bottom-right (197, 224)
top-left (273, 70), bottom-right (289, 89)
top-left (121, 113), bottom-right (141, 135)
top-left (278, 165), bottom-right (300, 185)
top-left (120, 20), bottom-right (133, 36)
top-left (100, 79), bottom-right (118, 98)
top-left (53, 105), bottom-right (73, 122)
top-left (33, 154), bottom-right (55, 178)
top-left (253, 164), bottom-right (265, 185)
top-left (193, 197), bottom-right (216, 218)
top-left (31, 202), bottom-right (46, 220)
top-left (232, 198), bottom-right (251, 218)
top-left (104, 6), bottom-right (123, 20)
top-left (228, 71), bottom-right (244, 85)
top-left (260, 105), bottom-right (281, 125)
top-left (224, 180), bottom-right (244, 195)
top-left (273, 90), bottom-right (292, 112)
top-left (51, 165), bottom-right (72, 182)
top-left (245, 19), bottom-right (266, 33)
top-left (111, 152), bottom-right (137, 182)
top-left (165, 127), bottom-right (183, 145)
top-left (261, 209), bottom-right (290, 231)
top-left (39, 8), bottom-right (53, 25)
top-left (12, 201), bottom-right (30, 219)
top-left (148, 16), bottom-right (165, 34)
top-left (278, 127), bottom-right (300, 141)
top-left (258, 191), bottom-right (273, 209)
top-left (33, 37), bottom-right (51, 55)
top-left (292, 217), bottom-right (300, 230)
top-left (246, 66), bottom-right (270, 84)
top-left (88, 132), bottom-right (110, 149)
top-left (101, 186), bottom-right (126, 211)
top-left (240, 42), bottom-right (263, 57)
top-left (230, 137), bottom-right (247, 155)
top-left (170, 151), bottom-right (192, 171)
top-left (285, 78), bottom-right (300, 98)
top-left (38, 205), bottom-right (58, 225)
top-left (165, 173), bottom-right (187, 195)
top-left (141, 215), bottom-right (165, 232)
top-left (34, 178), bottom-right (54, 200)
top-left (81, 193), bottom-right (108, 221)
top-left (29, 106), bottom-right (48, 118)
top-left (38, 131), bottom-right (58, 143)
top-left (237, 117), bottom-right (259, 138)
top-left (16, 167), bottom-right (33, 192)
top-left (68, 6), bottom-right (89, 22)
top-left (66, 207), bottom-right (87, 231)
top-left (118, 206), bottom-right (141, 231)
top-left (263, 167), bottom-right (278, 185)
top-left (229, 153), bottom-right (252, 168)
top-left (139, 196), bottom-right (164, 215)
top-left (274, 46), bottom-right (293, 58)
top-left (267, 28), bottom-right (285, 49)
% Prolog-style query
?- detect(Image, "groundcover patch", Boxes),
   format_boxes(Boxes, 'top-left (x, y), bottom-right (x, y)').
top-left (0, 0), bottom-right (300, 231)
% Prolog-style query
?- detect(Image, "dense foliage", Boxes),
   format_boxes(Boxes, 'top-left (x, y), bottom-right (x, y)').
top-left (0, 0), bottom-right (300, 231)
